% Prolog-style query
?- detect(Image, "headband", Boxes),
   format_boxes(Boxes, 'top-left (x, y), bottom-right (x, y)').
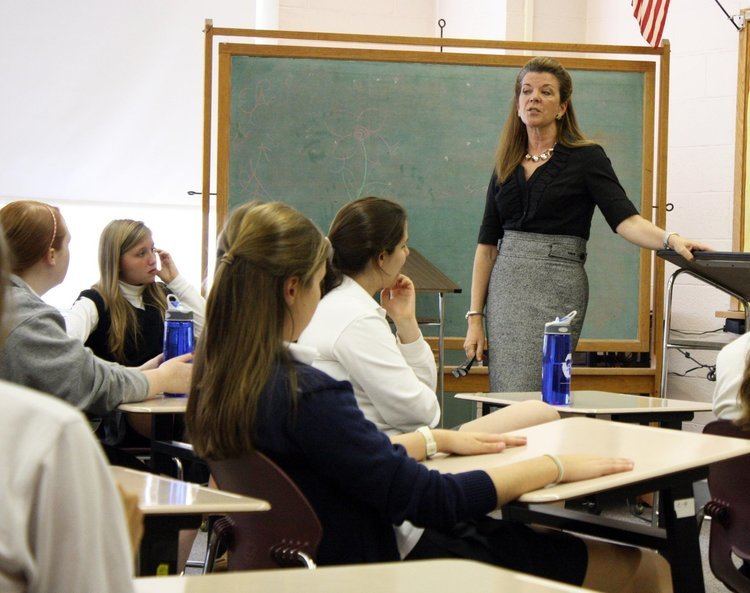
top-left (45, 206), bottom-right (58, 252)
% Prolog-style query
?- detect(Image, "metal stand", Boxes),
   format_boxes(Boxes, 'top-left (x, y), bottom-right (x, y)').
top-left (655, 251), bottom-right (750, 526)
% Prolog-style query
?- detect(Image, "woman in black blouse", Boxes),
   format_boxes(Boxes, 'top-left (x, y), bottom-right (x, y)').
top-left (464, 56), bottom-right (709, 391)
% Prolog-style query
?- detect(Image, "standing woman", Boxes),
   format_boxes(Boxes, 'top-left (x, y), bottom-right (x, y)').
top-left (67, 219), bottom-right (205, 366)
top-left (465, 56), bottom-right (710, 392)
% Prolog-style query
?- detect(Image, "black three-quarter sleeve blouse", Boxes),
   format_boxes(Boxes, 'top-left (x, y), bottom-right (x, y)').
top-left (477, 144), bottom-right (639, 245)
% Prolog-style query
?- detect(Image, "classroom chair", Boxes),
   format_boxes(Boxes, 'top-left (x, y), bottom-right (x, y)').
top-left (703, 419), bottom-right (750, 593)
top-left (207, 451), bottom-right (322, 570)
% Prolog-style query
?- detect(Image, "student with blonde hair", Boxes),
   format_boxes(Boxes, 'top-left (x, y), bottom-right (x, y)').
top-left (64, 219), bottom-right (204, 448)
top-left (67, 219), bottom-right (204, 365)
top-left (0, 201), bottom-right (192, 417)
top-left (187, 201), bottom-right (671, 592)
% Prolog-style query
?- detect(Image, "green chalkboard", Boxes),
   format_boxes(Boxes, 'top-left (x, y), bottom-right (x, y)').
top-left (220, 47), bottom-right (653, 351)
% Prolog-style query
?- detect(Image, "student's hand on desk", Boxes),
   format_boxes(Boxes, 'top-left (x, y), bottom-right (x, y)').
top-left (556, 454), bottom-right (634, 483)
top-left (138, 353), bottom-right (164, 371)
top-left (155, 248), bottom-right (179, 284)
top-left (464, 319), bottom-right (486, 362)
top-left (159, 352), bottom-right (193, 392)
top-left (437, 429), bottom-right (526, 456)
top-left (669, 235), bottom-right (713, 262)
top-left (116, 484), bottom-right (144, 557)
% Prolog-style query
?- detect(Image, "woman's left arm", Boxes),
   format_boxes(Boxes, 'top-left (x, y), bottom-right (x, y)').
top-left (615, 214), bottom-right (712, 261)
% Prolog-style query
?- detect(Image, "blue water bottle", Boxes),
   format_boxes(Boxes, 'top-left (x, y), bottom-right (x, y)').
top-left (541, 310), bottom-right (576, 406)
top-left (163, 295), bottom-right (194, 397)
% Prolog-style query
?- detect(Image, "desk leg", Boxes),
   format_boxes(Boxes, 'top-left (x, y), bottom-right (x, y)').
top-left (651, 414), bottom-right (694, 527)
top-left (150, 414), bottom-right (177, 476)
top-left (139, 515), bottom-right (201, 576)
top-left (662, 482), bottom-right (704, 593)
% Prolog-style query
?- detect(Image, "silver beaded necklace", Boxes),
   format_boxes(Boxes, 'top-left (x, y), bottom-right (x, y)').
top-left (524, 146), bottom-right (555, 162)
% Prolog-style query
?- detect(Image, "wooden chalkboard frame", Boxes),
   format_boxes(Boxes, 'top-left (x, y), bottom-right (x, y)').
top-left (202, 24), bottom-right (671, 395)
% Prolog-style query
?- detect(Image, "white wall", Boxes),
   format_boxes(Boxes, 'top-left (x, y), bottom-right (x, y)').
top-left (278, 0), bottom-right (435, 36)
top-left (0, 0), bottom-right (255, 307)
top-left (507, 0), bottom-right (587, 41)
top-left (436, 0), bottom-right (507, 46)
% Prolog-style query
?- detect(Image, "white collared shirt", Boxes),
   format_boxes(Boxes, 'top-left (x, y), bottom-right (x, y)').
top-left (713, 332), bottom-right (750, 421)
top-left (299, 275), bottom-right (440, 436)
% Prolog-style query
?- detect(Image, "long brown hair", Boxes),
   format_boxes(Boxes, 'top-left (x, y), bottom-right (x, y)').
top-left (495, 56), bottom-right (593, 182)
top-left (324, 196), bottom-right (407, 295)
top-left (0, 200), bottom-right (66, 274)
top-left (187, 202), bottom-right (330, 460)
top-left (93, 219), bottom-right (167, 363)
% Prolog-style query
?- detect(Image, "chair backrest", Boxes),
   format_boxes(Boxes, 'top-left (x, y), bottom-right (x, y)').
top-left (703, 420), bottom-right (750, 593)
top-left (208, 451), bottom-right (322, 570)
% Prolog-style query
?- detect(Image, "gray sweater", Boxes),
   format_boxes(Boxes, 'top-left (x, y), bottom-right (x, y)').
top-left (0, 276), bottom-right (149, 415)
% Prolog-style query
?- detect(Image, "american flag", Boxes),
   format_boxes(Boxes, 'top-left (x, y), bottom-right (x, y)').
top-left (632, 0), bottom-right (671, 47)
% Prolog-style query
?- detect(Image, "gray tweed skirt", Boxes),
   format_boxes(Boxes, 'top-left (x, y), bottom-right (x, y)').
top-left (486, 231), bottom-right (588, 392)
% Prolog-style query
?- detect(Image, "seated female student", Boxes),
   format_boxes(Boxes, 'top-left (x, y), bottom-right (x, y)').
top-left (65, 219), bottom-right (205, 446)
top-left (298, 196), bottom-right (558, 436)
top-left (0, 201), bottom-right (192, 417)
top-left (67, 218), bottom-right (205, 363)
top-left (713, 331), bottom-right (750, 421)
top-left (297, 196), bottom-right (560, 560)
top-left (0, 225), bottom-right (140, 593)
top-left (187, 201), bottom-right (671, 592)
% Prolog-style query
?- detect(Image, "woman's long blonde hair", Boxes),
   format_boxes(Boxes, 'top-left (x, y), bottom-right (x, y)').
top-left (187, 202), bottom-right (330, 460)
top-left (495, 56), bottom-right (593, 182)
top-left (93, 219), bottom-right (167, 363)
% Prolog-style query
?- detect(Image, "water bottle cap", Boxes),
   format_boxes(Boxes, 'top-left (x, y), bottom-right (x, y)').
top-left (544, 310), bottom-right (577, 334)
top-left (165, 294), bottom-right (194, 321)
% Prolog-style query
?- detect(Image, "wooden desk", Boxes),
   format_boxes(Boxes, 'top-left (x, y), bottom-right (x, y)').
top-left (424, 417), bottom-right (750, 593)
top-left (119, 396), bottom-right (188, 415)
top-left (455, 390), bottom-right (711, 429)
top-left (134, 559), bottom-right (592, 592)
top-left (444, 364), bottom-right (658, 396)
top-left (119, 396), bottom-right (189, 475)
top-left (112, 466), bottom-right (269, 576)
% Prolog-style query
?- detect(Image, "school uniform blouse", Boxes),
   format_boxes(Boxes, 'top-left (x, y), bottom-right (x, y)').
top-left (298, 275), bottom-right (440, 436)
top-left (478, 144), bottom-right (639, 245)
top-left (713, 332), bottom-right (750, 421)
top-left (0, 380), bottom-right (134, 593)
top-left (251, 343), bottom-right (496, 565)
